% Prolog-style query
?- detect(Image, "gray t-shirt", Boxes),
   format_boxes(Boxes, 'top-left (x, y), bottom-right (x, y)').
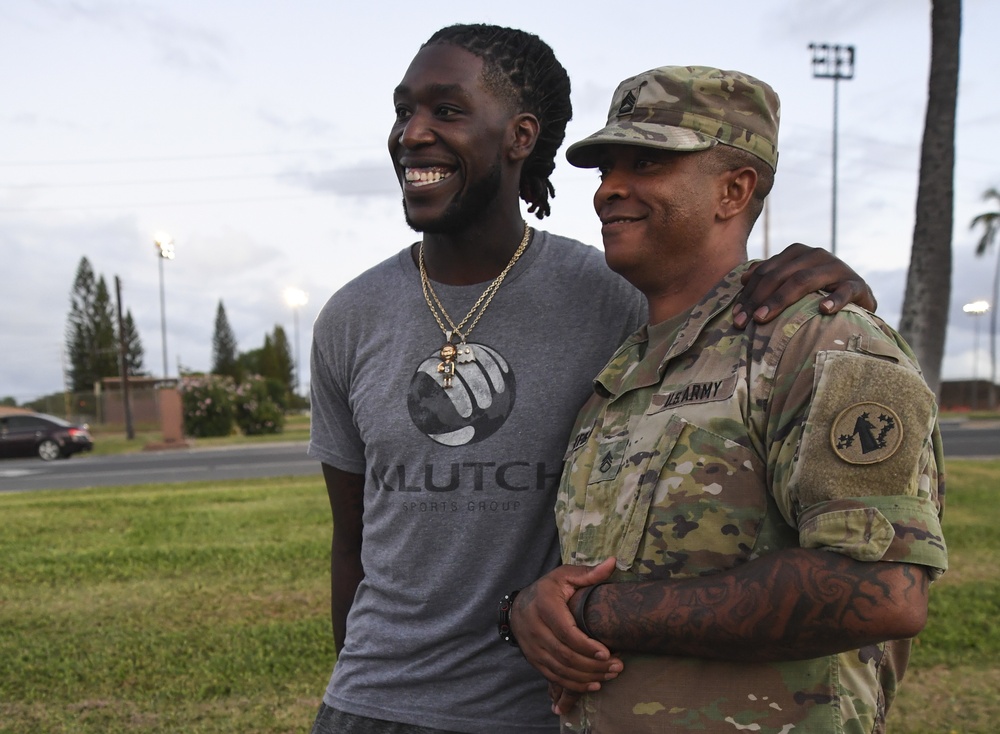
top-left (308, 230), bottom-right (646, 733)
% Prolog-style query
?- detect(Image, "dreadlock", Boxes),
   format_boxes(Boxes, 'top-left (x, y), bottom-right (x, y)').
top-left (422, 24), bottom-right (572, 219)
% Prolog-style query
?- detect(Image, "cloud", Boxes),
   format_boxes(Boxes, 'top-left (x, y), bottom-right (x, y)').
top-left (765, 0), bottom-right (917, 37)
top-left (281, 161), bottom-right (399, 198)
top-left (33, 0), bottom-right (229, 76)
top-left (4, 112), bottom-right (87, 133)
top-left (257, 110), bottom-right (336, 138)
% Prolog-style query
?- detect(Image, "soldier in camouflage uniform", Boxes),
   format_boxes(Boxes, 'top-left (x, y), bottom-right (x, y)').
top-left (509, 66), bottom-right (947, 734)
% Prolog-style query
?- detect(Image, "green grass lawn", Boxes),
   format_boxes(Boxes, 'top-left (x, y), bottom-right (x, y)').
top-left (0, 461), bottom-right (997, 733)
top-left (87, 412), bottom-right (312, 457)
top-left (0, 476), bottom-right (333, 734)
top-left (890, 460), bottom-right (1000, 733)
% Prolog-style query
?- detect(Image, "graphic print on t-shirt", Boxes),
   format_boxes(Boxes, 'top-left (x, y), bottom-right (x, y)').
top-left (407, 342), bottom-right (516, 446)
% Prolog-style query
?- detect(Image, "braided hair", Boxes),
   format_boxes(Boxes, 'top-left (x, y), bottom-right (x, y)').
top-left (422, 24), bottom-right (572, 219)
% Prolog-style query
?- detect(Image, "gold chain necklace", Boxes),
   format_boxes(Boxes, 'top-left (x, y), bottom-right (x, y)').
top-left (418, 222), bottom-right (531, 387)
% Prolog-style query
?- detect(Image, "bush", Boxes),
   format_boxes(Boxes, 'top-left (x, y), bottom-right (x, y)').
top-left (179, 374), bottom-right (285, 438)
top-left (262, 377), bottom-right (290, 411)
top-left (234, 376), bottom-right (285, 436)
top-left (179, 375), bottom-right (236, 437)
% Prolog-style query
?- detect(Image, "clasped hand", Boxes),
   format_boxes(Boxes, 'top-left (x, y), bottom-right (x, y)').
top-left (510, 558), bottom-right (621, 715)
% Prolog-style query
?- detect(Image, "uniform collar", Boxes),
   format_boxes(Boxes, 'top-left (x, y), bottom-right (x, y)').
top-left (594, 262), bottom-right (753, 399)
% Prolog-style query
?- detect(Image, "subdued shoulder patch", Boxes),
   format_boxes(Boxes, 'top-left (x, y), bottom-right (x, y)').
top-left (831, 403), bottom-right (903, 464)
top-left (789, 349), bottom-right (935, 506)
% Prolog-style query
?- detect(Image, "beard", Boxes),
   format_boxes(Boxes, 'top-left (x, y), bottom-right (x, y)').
top-left (403, 159), bottom-right (503, 234)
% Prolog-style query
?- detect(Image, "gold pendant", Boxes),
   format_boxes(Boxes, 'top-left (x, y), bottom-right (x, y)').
top-left (437, 342), bottom-right (458, 388)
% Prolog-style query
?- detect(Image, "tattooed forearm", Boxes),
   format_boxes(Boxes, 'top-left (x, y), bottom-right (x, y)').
top-left (582, 549), bottom-right (929, 662)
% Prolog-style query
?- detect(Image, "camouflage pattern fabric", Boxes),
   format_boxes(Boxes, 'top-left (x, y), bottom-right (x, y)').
top-left (555, 263), bottom-right (947, 734)
top-left (565, 66), bottom-right (780, 170)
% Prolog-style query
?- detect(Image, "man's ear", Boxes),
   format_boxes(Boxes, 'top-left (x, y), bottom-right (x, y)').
top-left (508, 113), bottom-right (540, 163)
top-left (717, 167), bottom-right (757, 221)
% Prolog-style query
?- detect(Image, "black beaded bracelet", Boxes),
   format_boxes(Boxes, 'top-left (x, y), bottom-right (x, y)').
top-left (497, 589), bottom-right (521, 647)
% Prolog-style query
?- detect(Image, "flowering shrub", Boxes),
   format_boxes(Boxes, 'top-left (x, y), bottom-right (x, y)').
top-left (179, 375), bottom-right (236, 437)
top-left (233, 375), bottom-right (285, 435)
top-left (180, 374), bottom-right (286, 438)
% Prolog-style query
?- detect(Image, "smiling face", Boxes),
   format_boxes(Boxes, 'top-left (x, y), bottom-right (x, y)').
top-left (592, 146), bottom-right (721, 284)
top-left (389, 43), bottom-right (517, 234)
top-left (590, 144), bottom-right (756, 322)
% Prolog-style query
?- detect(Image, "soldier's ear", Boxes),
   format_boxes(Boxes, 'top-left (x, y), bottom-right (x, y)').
top-left (717, 167), bottom-right (756, 221)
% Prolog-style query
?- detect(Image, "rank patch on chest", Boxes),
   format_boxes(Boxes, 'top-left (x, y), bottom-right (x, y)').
top-left (831, 402), bottom-right (903, 465)
top-left (585, 435), bottom-right (630, 485)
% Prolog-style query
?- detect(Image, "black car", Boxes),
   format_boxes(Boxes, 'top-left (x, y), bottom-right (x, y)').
top-left (0, 413), bottom-right (95, 461)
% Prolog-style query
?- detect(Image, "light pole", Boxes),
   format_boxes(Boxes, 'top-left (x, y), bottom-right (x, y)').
top-left (964, 300), bottom-right (990, 410)
top-left (154, 232), bottom-right (175, 379)
top-left (809, 42), bottom-right (855, 256)
top-left (283, 287), bottom-right (308, 396)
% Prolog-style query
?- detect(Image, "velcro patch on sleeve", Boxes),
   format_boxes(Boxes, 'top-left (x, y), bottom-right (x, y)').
top-left (790, 350), bottom-right (935, 508)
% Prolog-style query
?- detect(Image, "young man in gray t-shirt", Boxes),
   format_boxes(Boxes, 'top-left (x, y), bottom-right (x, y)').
top-left (307, 23), bottom-right (876, 734)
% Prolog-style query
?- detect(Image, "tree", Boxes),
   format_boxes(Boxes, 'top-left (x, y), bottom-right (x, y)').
top-left (211, 300), bottom-right (241, 381)
top-left (238, 327), bottom-right (292, 389)
top-left (237, 346), bottom-right (263, 377)
top-left (92, 277), bottom-right (118, 379)
top-left (235, 326), bottom-right (294, 409)
top-left (121, 309), bottom-right (145, 376)
top-left (66, 258), bottom-right (97, 392)
top-left (271, 325), bottom-right (294, 391)
top-left (65, 257), bottom-right (119, 392)
top-left (898, 0), bottom-right (961, 396)
top-left (259, 334), bottom-right (280, 382)
top-left (970, 186), bottom-right (1000, 406)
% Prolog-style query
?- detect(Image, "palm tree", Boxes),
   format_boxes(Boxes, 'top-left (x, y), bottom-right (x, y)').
top-left (971, 187), bottom-right (1000, 407)
top-left (898, 0), bottom-right (962, 397)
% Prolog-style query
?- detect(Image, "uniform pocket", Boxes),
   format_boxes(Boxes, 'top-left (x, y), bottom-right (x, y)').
top-left (559, 416), bottom-right (684, 567)
top-left (614, 416), bottom-right (686, 569)
top-left (624, 420), bottom-right (767, 579)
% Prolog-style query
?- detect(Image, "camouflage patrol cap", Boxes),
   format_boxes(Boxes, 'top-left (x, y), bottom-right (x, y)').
top-left (565, 65), bottom-right (780, 171)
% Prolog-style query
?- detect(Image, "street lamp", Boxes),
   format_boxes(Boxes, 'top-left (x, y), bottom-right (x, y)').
top-left (154, 232), bottom-right (175, 379)
top-left (809, 42), bottom-right (855, 256)
top-left (964, 300), bottom-right (990, 409)
top-left (283, 287), bottom-right (308, 396)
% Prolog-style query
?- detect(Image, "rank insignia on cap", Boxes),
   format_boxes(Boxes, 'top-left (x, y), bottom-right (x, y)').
top-left (830, 402), bottom-right (903, 465)
top-left (617, 86), bottom-right (641, 117)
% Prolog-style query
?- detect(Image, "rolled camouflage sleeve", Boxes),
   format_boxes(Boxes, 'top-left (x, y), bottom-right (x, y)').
top-left (765, 306), bottom-right (948, 578)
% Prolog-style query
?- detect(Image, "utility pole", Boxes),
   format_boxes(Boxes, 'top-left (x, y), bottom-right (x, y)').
top-left (154, 233), bottom-right (175, 379)
top-left (809, 42), bottom-right (855, 256)
top-left (283, 287), bottom-right (309, 398)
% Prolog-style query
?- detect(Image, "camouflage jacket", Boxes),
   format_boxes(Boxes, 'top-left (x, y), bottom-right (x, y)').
top-left (555, 263), bottom-right (947, 734)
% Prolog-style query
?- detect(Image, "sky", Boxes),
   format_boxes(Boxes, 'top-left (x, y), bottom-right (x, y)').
top-left (2, 0), bottom-right (999, 405)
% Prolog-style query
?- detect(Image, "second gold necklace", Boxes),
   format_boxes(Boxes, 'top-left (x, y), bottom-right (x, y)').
top-left (418, 222), bottom-right (531, 387)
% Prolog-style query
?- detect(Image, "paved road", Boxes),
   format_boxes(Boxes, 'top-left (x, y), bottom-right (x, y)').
top-left (939, 421), bottom-right (1000, 460)
top-left (0, 424), bottom-right (996, 494)
top-left (0, 442), bottom-right (319, 493)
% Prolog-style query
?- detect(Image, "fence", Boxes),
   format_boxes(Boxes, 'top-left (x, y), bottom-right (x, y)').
top-left (23, 378), bottom-right (178, 428)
